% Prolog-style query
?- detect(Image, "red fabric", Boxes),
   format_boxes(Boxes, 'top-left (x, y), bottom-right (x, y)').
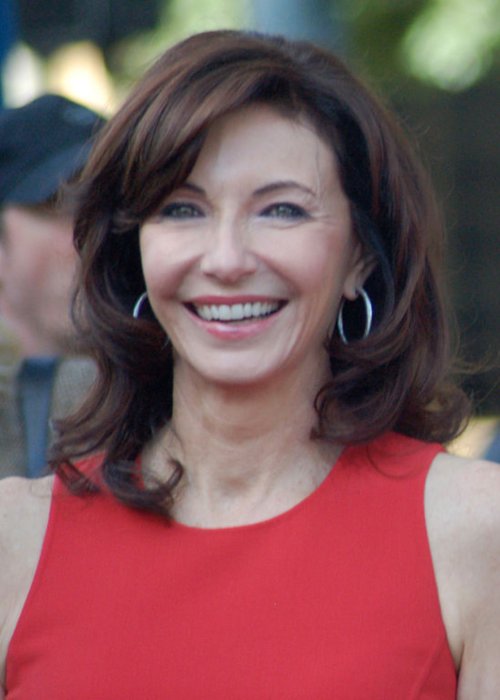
top-left (6, 432), bottom-right (457, 699)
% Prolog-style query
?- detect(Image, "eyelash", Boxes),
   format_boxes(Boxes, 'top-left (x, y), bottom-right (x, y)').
top-left (160, 202), bottom-right (203, 219)
top-left (158, 201), bottom-right (308, 221)
top-left (260, 203), bottom-right (308, 219)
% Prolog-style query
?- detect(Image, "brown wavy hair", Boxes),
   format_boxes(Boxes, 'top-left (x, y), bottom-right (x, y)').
top-left (51, 29), bottom-right (470, 514)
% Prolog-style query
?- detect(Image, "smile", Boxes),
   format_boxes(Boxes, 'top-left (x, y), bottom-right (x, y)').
top-left (189, 300), bottom-right (284, 322)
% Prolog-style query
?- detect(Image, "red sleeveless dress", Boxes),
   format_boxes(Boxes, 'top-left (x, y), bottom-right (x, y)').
top-left (6, 432), bottom-right (457, 698)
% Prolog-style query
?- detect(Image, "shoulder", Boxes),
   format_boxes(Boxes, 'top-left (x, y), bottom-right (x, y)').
top-left (426, 452), bottom-right (500, 544)
top-left (425, 453), bottom-right (500, 695)
top-left (0, 476), bottom-right (54, 590)
top-left (426, 453), bottom-right (500, 584)
top-left (0, 476), bottom-right (53, 685)
top-left (0, 474), bottom-right (53, 536)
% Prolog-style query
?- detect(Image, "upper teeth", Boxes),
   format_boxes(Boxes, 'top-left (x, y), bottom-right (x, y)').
top-left (195, 301), bottom-right (280, 322)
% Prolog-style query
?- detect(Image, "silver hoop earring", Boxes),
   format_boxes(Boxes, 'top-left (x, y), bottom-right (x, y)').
top-left (337, 287), bottom-right (373, 344)
top-left (132, 292), bottom-right (149, 319)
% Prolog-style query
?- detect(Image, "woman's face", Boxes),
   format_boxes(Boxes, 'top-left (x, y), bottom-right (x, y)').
top-left (139, 104), bottom-right (368, 389)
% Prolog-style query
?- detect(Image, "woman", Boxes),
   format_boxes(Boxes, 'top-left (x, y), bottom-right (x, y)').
top-left (1, 30), bottom-right (499, 698)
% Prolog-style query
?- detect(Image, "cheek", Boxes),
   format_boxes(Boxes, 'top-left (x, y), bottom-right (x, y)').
top-left (277, 234), bottom-right (355, 296)
top-left (142, 259), bottom-right (180, 300)
top-left (139, 233), bottom-right (191, 299)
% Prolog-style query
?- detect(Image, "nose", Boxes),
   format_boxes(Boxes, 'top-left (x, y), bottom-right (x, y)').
top-left (200, 218), bottom-right (257, 283)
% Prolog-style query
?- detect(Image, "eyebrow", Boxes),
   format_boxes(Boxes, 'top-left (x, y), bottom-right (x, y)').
top-left (252, 180), bottom-right (316, 198)
top-left (177, 182), bottom-right (205, 194)
top-left (179, 180), bottom-right (316, 198)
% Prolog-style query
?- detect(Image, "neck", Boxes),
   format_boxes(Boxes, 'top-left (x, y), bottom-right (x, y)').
top-left (145, 362), bottom-right (340, 527)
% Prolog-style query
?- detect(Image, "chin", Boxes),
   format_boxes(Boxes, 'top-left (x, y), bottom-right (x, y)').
top-left (178, 355), bottom-right (279, 390)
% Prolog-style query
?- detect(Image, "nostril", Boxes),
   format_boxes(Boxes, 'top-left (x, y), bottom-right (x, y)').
top-left (200, 247), bottom-right (257, 282)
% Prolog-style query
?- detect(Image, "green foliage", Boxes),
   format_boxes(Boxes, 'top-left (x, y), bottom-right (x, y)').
top-left (108, 0), bottom-right (247, 95)
top-left (339, 0), bottom-right (500, 91)
top-left (106, 0), bottom-right (499, 94)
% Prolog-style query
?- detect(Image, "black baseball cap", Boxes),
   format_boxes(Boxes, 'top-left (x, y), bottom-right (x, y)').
top-left (0, 94), bottom-right (105, 206)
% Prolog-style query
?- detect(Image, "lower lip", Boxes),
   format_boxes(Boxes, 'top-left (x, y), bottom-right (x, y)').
top-left (187, 308), bottom-right (282, 340)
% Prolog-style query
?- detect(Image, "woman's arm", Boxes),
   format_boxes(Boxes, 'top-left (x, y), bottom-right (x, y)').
top-left (0, 476), bottom-right (52, 692)
top-left (426, 454), bottom-right (500, 698)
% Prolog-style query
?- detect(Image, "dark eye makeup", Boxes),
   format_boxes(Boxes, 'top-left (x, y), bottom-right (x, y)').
top-left (157, 200), bottom-right (310, 222)
top-left (160, 202), bottom-right (204, 219)
top-left (260, 202), bottom-right (309, 219)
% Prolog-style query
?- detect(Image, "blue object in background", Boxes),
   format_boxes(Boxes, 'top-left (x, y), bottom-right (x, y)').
top-left (17, 357), bottom-right (59, 478)
top-left (484, 429), bottom-right (500, 463)
top-left (0, 0), bottom-right (18, 106)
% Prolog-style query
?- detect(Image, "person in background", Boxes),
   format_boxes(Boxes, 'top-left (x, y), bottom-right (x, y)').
top-left (1, 31), bottom-right (500, 697)
top-left (0, 94), bottom-right (104, 478)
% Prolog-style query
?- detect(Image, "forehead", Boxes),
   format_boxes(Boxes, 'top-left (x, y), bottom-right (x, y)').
top-left (188, 104), bottom-right (339, 188)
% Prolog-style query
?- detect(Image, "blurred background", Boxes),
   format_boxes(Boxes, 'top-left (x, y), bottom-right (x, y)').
top-left (1, 0), bottom-right (499, 456)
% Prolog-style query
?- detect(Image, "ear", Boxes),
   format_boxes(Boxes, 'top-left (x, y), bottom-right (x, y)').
top-left (342, 243), bottom-right (377, 301)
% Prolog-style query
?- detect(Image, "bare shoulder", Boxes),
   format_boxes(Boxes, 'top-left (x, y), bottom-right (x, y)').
top-left (0, 476), bottom-right (53, 688)
top-left (427, 452), bottom-right (500, 555)
top-left (428, 449), bottom-right (500, 515)
top-left (0, 475), bottom-right (53, 555)
top-left (425, 453), bottom-right (500, 698)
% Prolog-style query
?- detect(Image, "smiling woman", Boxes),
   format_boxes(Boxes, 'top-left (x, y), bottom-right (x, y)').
top-left (1, 29), bottom-right (500, 700)
top-left (139, 105), bottom-right (363, 389)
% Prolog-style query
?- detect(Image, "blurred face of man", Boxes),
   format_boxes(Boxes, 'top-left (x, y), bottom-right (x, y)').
top-left (0, 205), bottom-right (78, 356)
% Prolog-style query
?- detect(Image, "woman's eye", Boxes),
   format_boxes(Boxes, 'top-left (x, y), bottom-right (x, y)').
top-left (160, 202), bottom-right (203, 219)
top-left (261, 203), bottom-right (307, 219)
